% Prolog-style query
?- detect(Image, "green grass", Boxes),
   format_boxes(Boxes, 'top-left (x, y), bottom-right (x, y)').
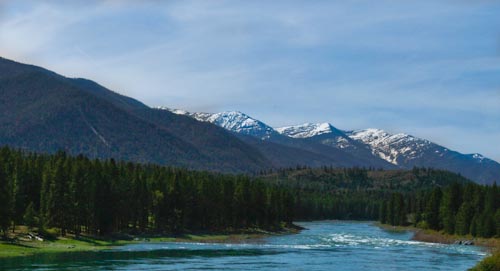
top-left (0, 232), bottom-right (279, 259)
top-left (0, 237), bottom-right (114, 258)
top-left (469, 251), bottom-right (500, 271)
top-left (0, 243), bottom-right (36, 258)
top-left (0, 224), bottom-right (301, 259)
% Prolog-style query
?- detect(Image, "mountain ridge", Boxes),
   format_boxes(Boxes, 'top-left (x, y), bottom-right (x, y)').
top-left (0, 57), bottom-right (271, 172)
top-left (1, 56), bottom-right (497, 184)
top-left (163, 107), bottom-right (385, 168)
top-left (163, 107), bottom-right (500, 184)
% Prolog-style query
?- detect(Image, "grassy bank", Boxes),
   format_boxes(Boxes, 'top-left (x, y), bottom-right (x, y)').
top-left (0, 224), bottom-right (302, 259)
top-left (411, 230), bottom-right (500, 248)
top-left (468, 251), bottom-right (500, 271)
top-left (376, 222), bottom-right (500, 248)
top-left (377, 222), bottom-right (500, 270)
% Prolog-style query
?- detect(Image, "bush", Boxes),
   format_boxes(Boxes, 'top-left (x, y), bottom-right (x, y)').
top-left (469, 251), bottom-right (500, 271)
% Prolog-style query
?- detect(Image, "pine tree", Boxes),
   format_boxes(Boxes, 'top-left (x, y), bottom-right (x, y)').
top-left (425, 187), bottom-right (442, 230)
top-left (479, 210), bottom-right (495, 238)
top-left (394, 193), bottom-right (405, 226)
top-left (455, 202), bottom-right (473, 235)
top-left (495, 209), bottom-right (500, 237)
top-left (440, 183), bottom-right (461, 234)
top-left (379, 201), bottom-right (387, 224)
top-left (387, 196), bottom-right (394, 225)
top-left (23, 202), bottom-right (38, 230)
top-left (0, 162), bottom-right (11, 235)
top-left (470, 213), bottom-right (479, 236)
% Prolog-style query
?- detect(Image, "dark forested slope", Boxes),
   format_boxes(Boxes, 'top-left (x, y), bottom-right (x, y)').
top-left (0, 57), bottom-right (269, 172)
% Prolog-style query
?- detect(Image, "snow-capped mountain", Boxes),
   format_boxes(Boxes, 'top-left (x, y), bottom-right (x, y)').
top-left (346, 128), bottom-right (495, 167)
top-left (158, 107), bottom-right (500, 184)
top-left (347, 128), bottom-right (500, 184)
top-left (275, 123), bottom-right (396, 168)
top-left (276, 122), bottom-right (354, 149)
top-left (276, 123), bottom-right (341, 139)
top-left (4, 54), bottom-right (495, 184)
top-left (159, 108), bottom-right (278, 139)
top-left (346, 128), bottom-right (433, 165)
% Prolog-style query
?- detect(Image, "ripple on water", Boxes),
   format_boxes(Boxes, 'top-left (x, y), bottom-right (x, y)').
top-left (0, 221), bottom-right (487, 271)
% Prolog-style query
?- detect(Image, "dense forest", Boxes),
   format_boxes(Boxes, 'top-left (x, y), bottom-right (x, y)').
top-left (379, 181), bottom-right (499, 238)
top-left (0, 147), bottom-right (496, 238)
top-left (259, 166), bottom-right (471, 221)
top-left (0, 147), bottom-right (293, 236)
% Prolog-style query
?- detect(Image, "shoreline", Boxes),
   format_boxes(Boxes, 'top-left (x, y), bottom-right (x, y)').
top-left (376, 222), bottom-right (500, 270)
top-left (0, 225), bottom-right (303, 259)
top-left (375, 222), bottom-right (499, 249)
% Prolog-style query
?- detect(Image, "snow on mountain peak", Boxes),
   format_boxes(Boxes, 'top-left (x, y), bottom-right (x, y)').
top-left (156, 107), bottom-right (211, 122)
top-left (205, 111), bottom-right (276, 138)
top-left (348, 128), bottom-right (389, 141)
top-left (276, 122), bottom-right (335, 138)
top-left (170, 108), bottom-right (189, 115)
top-left (157, 108), bottom-right (276, 139)
top-left (347, 129), bottom-right (432, 165)
top-left (472, 153), bottom-right (485, 162)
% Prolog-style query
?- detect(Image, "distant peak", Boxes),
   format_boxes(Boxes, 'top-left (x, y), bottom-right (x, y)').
top-left (471, 153), bottom-right (485, 161)
top-left (217, 110), bottom-right (249, 117)
top-left (155, 106), bottom-right (174, 111)
top-left (349, 128), bottom-right (418, 142)
top-left (165, 107), bottom-right (190, 115)
top-left (276, 122), bottom-right (336, 138)
top-left (157, 107), bottom-right (276, 139)
top-left (350, 128), bottom-right (388, 137)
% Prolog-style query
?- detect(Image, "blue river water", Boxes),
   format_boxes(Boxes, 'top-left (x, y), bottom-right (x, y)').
top-left (0, 221), bottom-right (487, 270)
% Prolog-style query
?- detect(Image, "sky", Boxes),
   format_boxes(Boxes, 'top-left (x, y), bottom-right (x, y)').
top-left (1, 0), bottom-right (499, 162)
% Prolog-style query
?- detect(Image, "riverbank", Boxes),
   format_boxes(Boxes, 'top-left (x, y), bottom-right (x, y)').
top-left (408, 228), bottom-right (500, 271)
top-left (411, 230), bottom-right (499, 248)
top-left (0, 224), bottom-right (303, 259)
top-left (375, 222), bottom-right (500, 271)
top-left (0, 221), bottom-right (485, 271)
top-left (376, 222), bottom-right (500, 249)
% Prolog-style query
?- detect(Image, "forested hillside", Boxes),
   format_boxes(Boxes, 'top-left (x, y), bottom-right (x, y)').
top-left (0, 57), bottom-right (269, 173)
top-left (3, 56), bottom-right (498, 184)
top-left (1, 147), bottom-right (492, 238)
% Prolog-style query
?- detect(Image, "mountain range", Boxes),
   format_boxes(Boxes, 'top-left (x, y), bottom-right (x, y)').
top-left (163, 108), bottom-right (500, 185)
top-left (0, 56), bottom-right (498, 184)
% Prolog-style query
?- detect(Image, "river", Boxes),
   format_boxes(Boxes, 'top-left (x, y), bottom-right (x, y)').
top-left (0, 221), bottom-right (486, 270)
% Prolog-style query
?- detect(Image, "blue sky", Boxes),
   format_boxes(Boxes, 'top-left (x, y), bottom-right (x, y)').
top-left (1, 0), bottom-right (499, 162)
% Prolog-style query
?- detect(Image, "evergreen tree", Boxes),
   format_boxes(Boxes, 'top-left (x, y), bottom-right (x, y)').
top-left (470, 213), bottom-right (480, 236)
top-left (455, 202), bottom-right (473, 235)
top-left (495, 209), bottom-right (500, 237)
top-left (440, 182), bottom-right (461, 234)
top-left (425, 187), bottom-right (442, 230)
top-left (0, 162), bottom-right (11, 235)
top-left (379, 201), bottom-right (387, 224)
top-left (23, 202), bottom-right (38, 230)
top-left (394, 193), bottom-right (405, 226)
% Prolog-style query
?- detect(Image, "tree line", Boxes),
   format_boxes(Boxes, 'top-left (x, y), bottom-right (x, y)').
top-left (0, 147), bottom-right (294, 236)
top-left (379, 182), bottom-right (499, 237)
top-left (259, 166), bottom-right (471, 223)
top-left (2, 146), bottom-right (495, 238)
